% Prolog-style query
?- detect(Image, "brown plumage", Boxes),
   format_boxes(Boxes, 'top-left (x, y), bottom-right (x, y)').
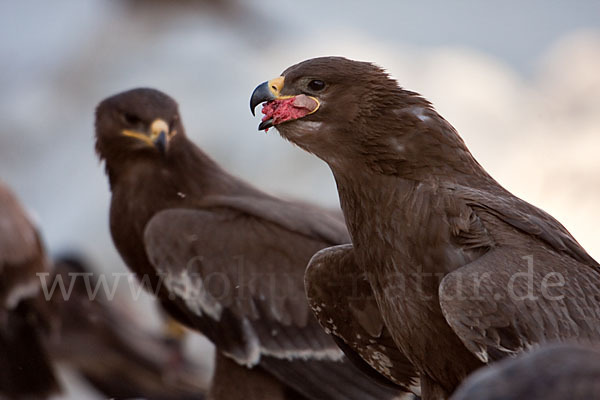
top-left (49, 255), bottom-right (208, 399)
top-left (250, 56), bottom-right (600, 399)
top-left (450, 342), bottom-right (600, 400)
top-left (95, 88), bottom-right (413, 400)
top-left (0, 180), bottom-right (60, 399)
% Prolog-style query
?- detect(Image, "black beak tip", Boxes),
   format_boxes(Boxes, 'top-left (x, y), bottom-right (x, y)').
top-left (258, 119), bottom-right (273, 131)
top-left (155, 131), bottom-right (167, 154)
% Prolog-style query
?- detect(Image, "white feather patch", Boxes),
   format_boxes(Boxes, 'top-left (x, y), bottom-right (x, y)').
top-left (5, 279), bottom-right (39, 309)
top-left (165, 271), bottom-right (345, 368)
top-left (409, 107), bottom-right (432, 122)
top-left (222, 316), bottom-right (344, 367)
top-left (262, 345), bottom-right (344, 363)
top-left (164, 270), bottom-right (223, 320)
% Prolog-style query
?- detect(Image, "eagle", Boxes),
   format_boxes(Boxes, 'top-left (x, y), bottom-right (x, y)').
top-left (250, 56), bottom-right (600, 399)
top-left (0, 179), bottom-right (60, 399)
top-left (49, 255), bottom-right (209, 399)
top-left (450, 342), bottom-right (600, 400)
top-left (95, 88), bottom-right (415, 400)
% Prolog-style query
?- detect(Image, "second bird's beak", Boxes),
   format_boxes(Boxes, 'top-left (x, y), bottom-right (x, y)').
top-left (149, 119), bottom-right (169, 154)
top-left (250, 76), bottom-right (285, 116)
top-left (122, 119), bottom-right (171, 154)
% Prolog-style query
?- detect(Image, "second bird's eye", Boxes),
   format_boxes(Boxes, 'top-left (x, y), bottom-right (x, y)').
top-left (123, 112), bottom-right (141, 126)
top-left (169, 116), bottom-right (179, 132)
top-left (308, 79), bottom-right (326, 91)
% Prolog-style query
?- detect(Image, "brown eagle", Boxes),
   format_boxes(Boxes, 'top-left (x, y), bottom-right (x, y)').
top-left (451, 342), bottom-right (600, 400)
top-left (49, 255), bottom-right (209, 399)
top-left (0, 180), bottom-right (60, 399)
top-left (250, 56), bottom-right (600, 399)
top-left (95, 88), bottom-right (416, 400)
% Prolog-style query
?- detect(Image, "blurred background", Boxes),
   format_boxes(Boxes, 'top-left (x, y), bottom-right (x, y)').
top-left (1, 0), bottom-right (599, 398)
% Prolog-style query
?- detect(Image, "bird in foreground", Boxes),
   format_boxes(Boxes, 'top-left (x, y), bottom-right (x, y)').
top-left (95, 87), bottom-right (416, 399)
top-left (250, 56), bottom-right (600, 399)
top-left (0, 179), bottom-right (60, 399)
top-left (450, 342), bottom-right (600, 400)
top-left (49, 255), bottom-right (209, 399)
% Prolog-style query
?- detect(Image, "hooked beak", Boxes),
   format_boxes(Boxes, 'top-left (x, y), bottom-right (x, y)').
top-left (250, 76), bottom-right (285, 116)
top-left (122, 119), bottom-right (172, 154)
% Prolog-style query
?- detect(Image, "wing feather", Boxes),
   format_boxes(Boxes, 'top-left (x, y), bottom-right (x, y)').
top-left (145, 207), bottom-right (338, 366)
top-left (306, 244), bottom-right (420, 395)
top-left (448, 184), bottom-right (598, 267)
top-left (439, 246), bottom-right (600, 363)
top-left (145, 205), bottom-right (405, 399)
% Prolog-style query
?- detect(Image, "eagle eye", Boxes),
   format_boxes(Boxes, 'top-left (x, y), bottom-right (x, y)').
top-left (169, 115), bottom-right (179, 131)
top-left (123, 112), bottom-right (142, 126)
top-left (308, 79), bottom-right (326, 91)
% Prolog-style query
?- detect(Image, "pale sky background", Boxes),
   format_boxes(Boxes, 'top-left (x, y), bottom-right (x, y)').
top-left (0, 1), bottom-right (599, 398)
